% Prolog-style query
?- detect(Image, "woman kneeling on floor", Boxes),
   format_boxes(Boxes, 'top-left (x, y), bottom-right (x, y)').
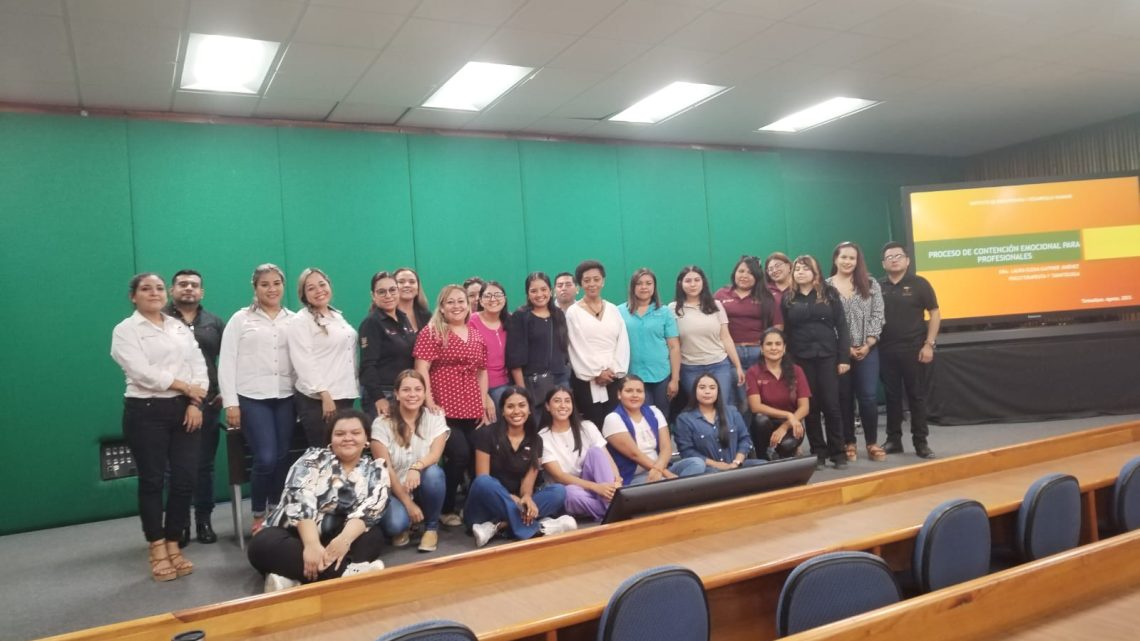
top-left (538, 386), bottom-right (623, 521)
top-left (370, 369), bottom-right (449, 553)
top-left (248, 409), bottom-right (390, 591)
top-left (464, 386), bottom-right (572, 547)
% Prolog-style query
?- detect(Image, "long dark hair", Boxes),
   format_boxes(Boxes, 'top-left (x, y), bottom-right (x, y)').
top-left (761, 327), bottom-right (797, 400)
top-left (496, 386), bottom-right (540, 469)
top-left (729, 255), bottom-right (776, 328)
top-left (683, 373), bottom-right (730, 447)
top-left (390, 369), bottom-right (426, 448)
top-left (518, 271), bottom-right (568, 352)
top-left (674, 265), bottom-right (718, 316)
top-left (829, 241), bottom-right (872, 299)
top-left (626, 267), bottom-right (661, 310)
top-left (539, 385), bottom-right (586, 453)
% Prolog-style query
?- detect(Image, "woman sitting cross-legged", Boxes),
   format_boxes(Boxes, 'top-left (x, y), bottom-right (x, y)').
top-left (370, 369), bottom-right (449, 553)
top-left (747, 328), bottom-right (810, 461)
top-left (464, 387), bottom-right (571, 547)
top-left (538, 386), bottom-right (623, 522)
top-left (673, 373), bottom-right (766, 471)
top-left (601, 375), bottom-right (706, 485)
top-left (247, 409), bottom-right (390, 592)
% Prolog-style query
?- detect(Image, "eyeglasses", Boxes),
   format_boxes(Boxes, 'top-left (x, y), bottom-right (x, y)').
top-left (766, 263), bottom-right (788, 272)
top-left (481, 292), bottom-right (505, 301)
top-left (374, 286), bottom-right (398, 295)
top-left (883, 253), bottom-right (907, 261)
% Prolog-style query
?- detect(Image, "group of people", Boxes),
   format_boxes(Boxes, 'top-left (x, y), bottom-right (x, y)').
top-left (110, 242), bottom-right (940, 588)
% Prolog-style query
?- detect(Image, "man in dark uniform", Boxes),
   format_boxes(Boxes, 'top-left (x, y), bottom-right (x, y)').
top-left (165, 269), bottom-right (226, 545)
top-left (878, 242), bottom-right (941, 459)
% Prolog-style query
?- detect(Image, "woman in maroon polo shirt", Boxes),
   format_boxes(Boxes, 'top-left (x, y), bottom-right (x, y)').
top-left (745, 328), bottom-right (810, 460)
top-left (714, 255), bottom-right (783, 412)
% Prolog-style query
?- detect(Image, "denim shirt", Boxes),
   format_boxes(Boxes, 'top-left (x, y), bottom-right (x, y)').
top-left (673, 406), bottom-right (754, 462)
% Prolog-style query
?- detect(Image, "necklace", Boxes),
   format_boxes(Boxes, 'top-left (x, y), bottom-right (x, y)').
top-left (582, 299), bottom-right (604, 318)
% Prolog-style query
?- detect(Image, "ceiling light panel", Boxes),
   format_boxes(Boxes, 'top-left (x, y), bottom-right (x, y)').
top-left (422, 61), bottom-right (535, 112)
top-left (609, 81), bottom-right (731, 124)
top-left (180, 33), bottom-right (281, 95)
top-left (759, 97), bottom-right (880, 133)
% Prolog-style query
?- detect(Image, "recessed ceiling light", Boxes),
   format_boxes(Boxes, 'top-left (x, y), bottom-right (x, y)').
top-left (758, 97), bottom-right (881, 133)
top-left (422, 61), bottom-right (535, 111)
top-left (609, 81), bottom-right (731, 124)
top-left (180, 33), bottom-right (280, 94)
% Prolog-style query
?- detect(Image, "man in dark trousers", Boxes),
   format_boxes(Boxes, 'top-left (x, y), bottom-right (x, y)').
top-left (165, 269), bottom-right (226, 545)
top-left (878, 242), bottom-right (941, 460)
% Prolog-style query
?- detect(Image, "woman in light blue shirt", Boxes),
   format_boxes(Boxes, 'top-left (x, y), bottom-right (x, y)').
top-left (618, 268), bottom-right (680, 418)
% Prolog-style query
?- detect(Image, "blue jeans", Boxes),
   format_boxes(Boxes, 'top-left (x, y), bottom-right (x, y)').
top-left (643, 378), bottom-right (672, 419)
top-left (489, 384), bottom-right (511, 408)
top-left (734, 344), bottom-right (762, 420)
top-left (679, 358), bottom-right (736, 407)
top-left (839, 347), bottom-right (880, 446)
top-left (462, 476), bottom-right (566, 540)
top-left (238, 396), bottom-right (296, 513)
top-left (630, 457), bottom-right (707, 484)
top-left (380, 464), bottom-right (446, 534)
top-left (703, 459), bottom-right (767, 471)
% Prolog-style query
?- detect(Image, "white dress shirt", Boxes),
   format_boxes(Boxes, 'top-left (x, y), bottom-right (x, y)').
top-left (566, 301), bottom-right (630, 402)
top-left (111, 311), bottom-right (209, 398)
top-left (287, 306), bottom-right (359, 400)
top-left (218, 306), bottom-right (297, 408)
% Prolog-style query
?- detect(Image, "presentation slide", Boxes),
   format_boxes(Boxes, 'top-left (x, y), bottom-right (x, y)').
top-left (907, 175), bottom-right (1140, 322)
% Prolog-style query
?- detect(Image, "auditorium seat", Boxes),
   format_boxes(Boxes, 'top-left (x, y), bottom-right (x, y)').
top-left (912, 498), bottom-right (991, 593)
top-left (776, 551), bottom-right (901, 637)
top-left (226, 423), bottom-right (310, 549)
top-left (597, 565), bottom-right (709, 641)
top-left (374, 619), bottom-right (477, 640)
top-left (1109, 456), bottom-right (1140, 534)
top-left (1017, 473), bottom-right (1081, 562)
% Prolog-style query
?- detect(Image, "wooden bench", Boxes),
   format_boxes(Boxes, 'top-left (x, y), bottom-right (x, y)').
top-left (45, 420), bottom-right (1140, 641)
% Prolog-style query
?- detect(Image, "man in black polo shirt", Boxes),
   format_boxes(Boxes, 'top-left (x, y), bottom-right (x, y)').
top-left (878, 242), bottom-right (941, 459)
top-left (165, 269), bottom-right (226, 544)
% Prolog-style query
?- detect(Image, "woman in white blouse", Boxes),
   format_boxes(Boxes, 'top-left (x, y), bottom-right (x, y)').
top-left (287, 268), bottom-right (359, 446)
top-left (538, 386), bottom-right (621, 521)
top-left (565, 260), bottom-right (630, 427)
top-left (370, 369), bottom-right (449, 553)
top-left (111, 272), bottom-right (208, 582)
top-left (218, 264), bottom-right (296, 535)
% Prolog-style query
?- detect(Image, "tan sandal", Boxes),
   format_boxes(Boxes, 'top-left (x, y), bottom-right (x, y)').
top-left (149, 540), bottom-right (177, 582)
top-left (165, 540), bottom-right (194, 577)
top-left (867, 444), bottom-right (887, 462)
top-left (845, 444), bottom-right (857, 462)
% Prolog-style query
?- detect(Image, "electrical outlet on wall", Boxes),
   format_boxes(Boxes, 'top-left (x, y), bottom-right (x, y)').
top-left (100, 440), bottom-right (137, 480)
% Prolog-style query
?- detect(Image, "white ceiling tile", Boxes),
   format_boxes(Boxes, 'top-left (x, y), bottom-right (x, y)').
top-left (397, 107), bottom-right (478, 128)
top-left (661, 10), bottom-right (772, 54)
top-left (293, 5), bottom-right (404, 48)
top-left (310, 0), bottom-right (419, 15)
top-left (1, 0), bottom-right (63, 15)
top-left (849, 1), bottom-right (988, 38)
top-left (0, 81), bottom-right (78, 105)
top-left (0, 12), bottom-right (71, 68)
top-left (80, 84), bottom-right (173, 110)
top-left (275, 42), bottom-right (378, 77)
top-left (346, 55), bottom-right (456, 106)
top-left (464, 109), bottom-right (540, 131)
top-left (472, 28), bottom-right (577, 67)
top-left (327, 101), bottom-right (407, 123)
top-left (845, 38), bottom-right (950, 76)
top-left (188, 0), bottom-right (304, 41)
top-left (522, 117), bottom-right (599, 136)
top-left (790, 32), bottom-right (898, 67)
top-left (644, 0), bottom-right (722, 8)
top-left (715, 0), bottom-right (819, 21)
top-left (730, 21), bottom-right (836, 61)
top-left (253, 97), bottom-right (337, 119)
top-left (382, 18), bottom-right (495, 61)
top-left (618, 46), bottom-right (719, 81)
top-left (66, 0), bottom-right (185, 29)
top-left (695, 52), bottom-right (779, 85)
top-left (588, 0), bottom-right (703, 45)
top-left (504, 0), bottom-right (624, 36)
top-left (265, 71), bottom-right (361, 100)
top-left (0, 53), bottom-right (74, 86)
top-left (414, 0), bottom-right (528, 27)
top-left (547, 36), bottom-right (650, 75)
top-left (487, 67), bottom-right (604, 116)
top-left (71, 20), bottom-right (179, 87)
top-left (173, 90), bottom-right (259, 117)
top-left (784, 0), bottom-right (907, 30)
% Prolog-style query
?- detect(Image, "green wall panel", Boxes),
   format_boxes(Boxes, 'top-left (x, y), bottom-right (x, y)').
top-left (0, 114), bottom-right (136, 533)
top-left (702, 150), bottom-right (786, 288)
top-left (617, 147), bottom-right (711, 302)
top-left (782, 180), bottom-right (895, 269)
top-left (518, 140), bottom-right (624, 292)
top-left (278, 128), bottom-right (413, 325)
top-left (407, 136), bottom-right (529, 306)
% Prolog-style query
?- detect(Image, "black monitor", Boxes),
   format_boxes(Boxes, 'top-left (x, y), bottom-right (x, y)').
top-left (600, 456), bottom-right (817, 524)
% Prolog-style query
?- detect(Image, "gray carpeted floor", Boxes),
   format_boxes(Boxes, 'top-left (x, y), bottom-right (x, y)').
top-left (3, 413), bottom-right (1136, 641)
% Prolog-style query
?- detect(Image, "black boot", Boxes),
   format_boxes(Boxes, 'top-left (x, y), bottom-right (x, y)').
top-left (179, 526), bottom-right (191, 548)
top-left (196, 517), bottom-right (218, 544)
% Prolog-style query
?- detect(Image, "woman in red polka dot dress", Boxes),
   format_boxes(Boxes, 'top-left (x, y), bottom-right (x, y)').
top-left (414, 284), bottom-right (496, 526)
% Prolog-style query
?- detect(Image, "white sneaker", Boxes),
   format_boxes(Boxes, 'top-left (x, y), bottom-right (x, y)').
top-left (263, 573), bottom-right (300, 593)
top-left (341, 559), bottom-right (385, 577)
top-left (540, 514), bottom-right (579, 536)
top-left (473, 521), bottom-right (499, 548)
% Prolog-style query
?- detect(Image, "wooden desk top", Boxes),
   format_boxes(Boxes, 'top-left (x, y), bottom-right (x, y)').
top-left (981, 587), bottom-right (1140, 641)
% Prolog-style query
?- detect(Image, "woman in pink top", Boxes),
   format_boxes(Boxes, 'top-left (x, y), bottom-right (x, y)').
top-left (469, 280), bottom-right (510, 407)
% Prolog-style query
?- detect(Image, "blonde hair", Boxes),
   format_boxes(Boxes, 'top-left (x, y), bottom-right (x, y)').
top-left (791, 255), bottom-right (827, 302)
top-left (297, 267), bottom-right (336, 334)
top-left (248, 263), bottom-right (286, 312)
top-left (429, 284), bottom-right (468, 349)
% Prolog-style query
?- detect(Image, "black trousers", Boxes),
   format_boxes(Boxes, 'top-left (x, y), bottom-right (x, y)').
top-left (879, 344), bottom-right (931, 447)
top-left (294, 394), bottom-right (357, 447)
top-left (122, 397), bottom-right (200, 542)
top-left (749, 414), bottom-right (804, 460)
top-left (247, 525), bottom-right (385, 583)
top-left (193, 403), bottom-right (221, 519)
top-left (570, 376), bottom-right (621, 428)
top-left (797, 355), bottom-right (845, 463)
top-left (442, 418), bottom-right (480, 514)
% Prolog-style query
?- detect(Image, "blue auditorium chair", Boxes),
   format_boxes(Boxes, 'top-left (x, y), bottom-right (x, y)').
top-left (1017, 473), bottom-right (1081, 562)
top-left (776, 551), bottom-right (901, 637)
top-left (375, 619), bottom-right (477, 641)
top-left (597, 565), bottom-right (709, 641)
top-left (1110, 456), bottom-right (1140, 534)
top-left (913, 498), bottom-right (991, 593)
